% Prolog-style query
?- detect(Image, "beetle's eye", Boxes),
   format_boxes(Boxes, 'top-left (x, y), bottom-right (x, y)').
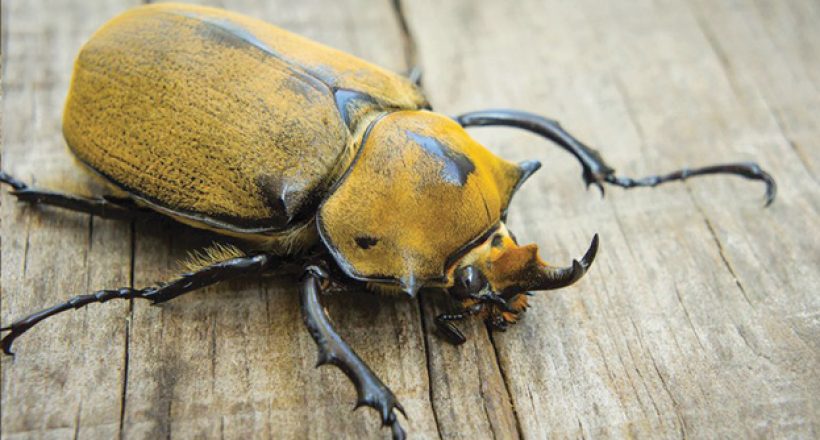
top-left (452, 265), bottom-right (486, 297)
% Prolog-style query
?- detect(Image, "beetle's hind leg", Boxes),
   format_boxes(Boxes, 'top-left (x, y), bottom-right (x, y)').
top-left (301, 266), bottom-right (407, 440)
top-left (0, 252), bottom-right (278, 355)
top-left (456, 110), bottom-right (777, 205)
top-left (0, 170), bottom-right (155, 220)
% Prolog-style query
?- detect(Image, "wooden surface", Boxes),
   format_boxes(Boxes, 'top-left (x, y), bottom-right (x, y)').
top-left (1, 0), bottom-right (817, 438)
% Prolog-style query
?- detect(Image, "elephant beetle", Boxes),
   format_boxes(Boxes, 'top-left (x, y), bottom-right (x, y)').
top-left (0, 4), bottom-right (776, 439)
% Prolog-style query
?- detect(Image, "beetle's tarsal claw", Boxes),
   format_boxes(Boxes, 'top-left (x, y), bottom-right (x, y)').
top-left (762, 171), bottom-right (777, 207)
top-left (581, 162), bottom-right (613, 198)
top-left (301, 271), bottom-right (406, 438)
top-left (1, 320), bottom-right (36, 356)
top-left (585, 175), bottom-right (606, 197)
top-left (1, 327), bottom-right (19, 356)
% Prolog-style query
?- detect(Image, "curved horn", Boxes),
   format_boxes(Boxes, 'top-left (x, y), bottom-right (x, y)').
top-left (532, 234), bottom-right (599, 291)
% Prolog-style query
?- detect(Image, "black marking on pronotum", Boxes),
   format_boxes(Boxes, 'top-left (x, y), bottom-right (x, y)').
top-left (406, 131), bottom-right (475, 186)
top-left (334, 88), bottom-right (378, 128)
top-left (355, 236), bottom-right (379, 250)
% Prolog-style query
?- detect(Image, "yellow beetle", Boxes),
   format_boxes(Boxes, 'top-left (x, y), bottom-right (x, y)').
top-left (0, 4), bottom-right (776, 439)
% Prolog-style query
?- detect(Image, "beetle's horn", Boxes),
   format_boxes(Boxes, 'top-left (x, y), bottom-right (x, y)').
top-left (495, 234), bottom-right (599, 294)
top-left (532, 234), bottom-right (599, 291)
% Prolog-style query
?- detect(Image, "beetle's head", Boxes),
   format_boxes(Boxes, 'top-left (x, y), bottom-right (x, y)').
top-left (447, 224), bottom-right (598, 330)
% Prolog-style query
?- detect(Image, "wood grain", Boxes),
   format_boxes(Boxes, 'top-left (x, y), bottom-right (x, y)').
top-left (2, 0), bottom-right (818, 439)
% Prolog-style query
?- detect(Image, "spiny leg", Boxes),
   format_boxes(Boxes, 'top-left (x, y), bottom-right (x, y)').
top-left (1, 252), bottom-right (277, 355)
top-left (435, 312), bottom-right (468, 345)
top-left (301, 266), bottom-right (407, 440)
top-left (433, 299), bottom-right (488, 346)
top-left (0, 170), bottom-right (155, 220)
top-left (455, 109), bottom-right (777, 205)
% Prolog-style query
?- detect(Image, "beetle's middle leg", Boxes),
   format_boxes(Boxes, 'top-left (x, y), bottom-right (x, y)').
top-left (0, 171), bottom-right (155, 220)
top-left (0, 253), bottom-right (278, 355)
top-left (301, 265), bottom-right (407, 440)
top-left (456, 109), bottom-right (777, 205)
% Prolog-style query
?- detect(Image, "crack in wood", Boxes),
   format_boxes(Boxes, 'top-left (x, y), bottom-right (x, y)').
top-left (72, 399), bottom-right (83, 440)
top-left (486, 329), bottom-right (524, 439)
top-left (700, 211), bottom-right (754, 308)
top-left (647, 350), bottom-right (687, 440)
top-left (593, 295), bottom-right (655, 423)
top-left (416, 292), bottom-right (445, 440)
top-left (119, 220), bottom-right (136, 439)
top-left (630, 318), bottom-right (687, 438)
top-left (673, 285), bottom-right (707, 352)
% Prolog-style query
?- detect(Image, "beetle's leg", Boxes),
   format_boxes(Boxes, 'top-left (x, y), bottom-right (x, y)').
top-left (435, 312), bottom-right (468, 345)
top-left (455, 109), bottom-right (777, 205)
top-left (469, 291), bottom-right (516, 313)
top-left (0, 171), bottom-right (155, 220)
top-left (301, 266), bottom-right (407, 440)
top-left (0, 253), bottom-right (277, 355)
top-left (434, 300), bottom-right (485, 345)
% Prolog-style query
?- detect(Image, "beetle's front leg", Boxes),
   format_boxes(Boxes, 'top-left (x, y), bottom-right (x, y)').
top-left (435, 312), bottom-right (468, 345)
top-left (434, 299), bottom-right (488, 345)
top-left (456, 109), bottom-right (777, 205)
top-left (300, 266), bottom-right (407, 440)
top-left (435, 291), bottom-right (536, 344)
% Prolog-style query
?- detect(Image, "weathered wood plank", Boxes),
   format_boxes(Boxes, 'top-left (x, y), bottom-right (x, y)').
top-left (2, 0), bottom-right (818, 439)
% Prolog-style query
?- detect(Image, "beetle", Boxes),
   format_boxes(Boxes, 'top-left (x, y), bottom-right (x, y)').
top-left (0, 3), bottom-right (776, 439)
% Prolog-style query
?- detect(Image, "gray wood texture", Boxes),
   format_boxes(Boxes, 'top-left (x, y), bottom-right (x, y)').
top-left (2, 0), bottom-right (817, 438)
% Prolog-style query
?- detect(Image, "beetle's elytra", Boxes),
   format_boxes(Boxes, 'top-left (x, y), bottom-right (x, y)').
top-left (0, 4), bottom-right (776, 439)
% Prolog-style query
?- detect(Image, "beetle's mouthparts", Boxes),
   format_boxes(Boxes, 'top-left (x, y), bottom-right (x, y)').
top-left (532, 233), bottom-right (599, 291)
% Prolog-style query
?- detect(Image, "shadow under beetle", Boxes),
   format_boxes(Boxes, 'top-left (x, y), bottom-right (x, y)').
top-left (0, 4), bottom-right (776, 439)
